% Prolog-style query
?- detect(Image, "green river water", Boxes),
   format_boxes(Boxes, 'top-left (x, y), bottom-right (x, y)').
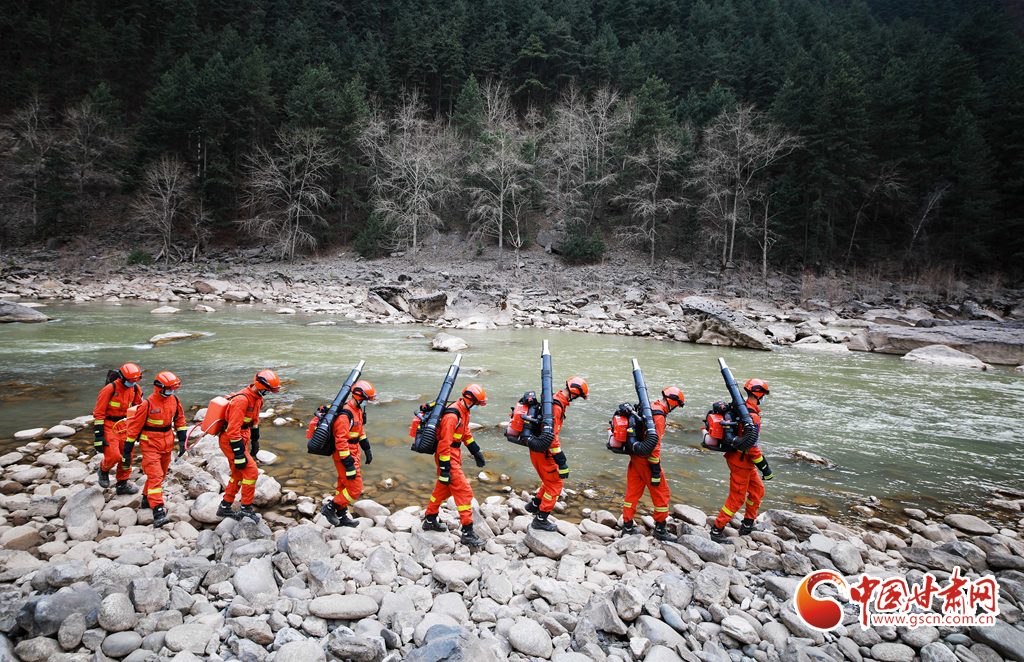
top-left (1, 300), bottom-right (1021, 524)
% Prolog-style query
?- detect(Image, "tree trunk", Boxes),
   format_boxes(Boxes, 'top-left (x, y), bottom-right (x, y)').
top-left (762, 214), bottom-right (769, 280)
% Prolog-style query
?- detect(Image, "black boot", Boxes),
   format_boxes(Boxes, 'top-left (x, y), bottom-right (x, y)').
top-left (216, 500), bottom-right (239, 520)
top-left (336, 507), bottom-right (358, 528)
top-left (237, 504), bottom-right (260, 522)
top-left (97, 467), bottom-right (110, 489)
top-left (710, 525), bottom-right (729, 543)
top-left (422, 513), bottom-right (446, 532)
top-left (525, 497), bottom-right (541, 514)
top-left (653, 521), bottom-right (672, 541)
top-left (320, 501), bottom-right (342, 526)
top-left (739, 518), bottom-right (756, 536)
top-left (460, 523), bottom-right (484, 547)
top-left (115, 480), bottom-right (139, 495)
top-left (621, 519), bottom-right (637, 535)
top-left (140, 494), bottom-right (150, 509)
top-left (531, 511), bottom-right (558, 532)
top-left (152, 505), bottom-right (170, 528)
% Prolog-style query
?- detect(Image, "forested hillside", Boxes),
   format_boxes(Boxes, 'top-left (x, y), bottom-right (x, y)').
top-left (1, 0), bottom-right (1021, 273)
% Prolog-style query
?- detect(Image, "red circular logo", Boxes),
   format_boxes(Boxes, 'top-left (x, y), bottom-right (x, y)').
top-left (795, 571), bottom-right (848, 631)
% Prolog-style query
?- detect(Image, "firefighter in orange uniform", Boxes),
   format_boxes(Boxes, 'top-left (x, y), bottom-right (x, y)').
top-left (526, 377), bottom-right (588, 531)
top-left (216, 370), bottom-right (280, 522)
top-left (422, 384), bottom-right (488, 547)
top-left (711, 379), bottom-right (772, 542)
top-left (94, 363), bottom-right (144, 493)
top-left (321, 381), bottom-right (375, 527)
top-left (622, 386), bottom-right (684, 541)
top-left (123, 371), bottom-right (186, 528)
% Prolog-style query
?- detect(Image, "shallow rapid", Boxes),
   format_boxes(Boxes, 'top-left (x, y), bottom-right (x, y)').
top-left (1, 301), bottom-right (1021, 522)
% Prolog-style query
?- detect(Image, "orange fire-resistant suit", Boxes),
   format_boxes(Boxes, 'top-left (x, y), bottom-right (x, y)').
top-left (714, 399), bottom-right (766, 528)
top-left (622, 400), bottom-right (671, 523)
top-left (94, 380), bottom-right (143, 481)
top-left (218, 386), bottom-right (263, 506)
top-left (424, 400), bottom-right (476, 526)
top-left (531, 390), bottom-right (571, 513)
top-left (331, 400), bottom-right (366, 509)
top-left (124, 390), bottom-right (186, 507)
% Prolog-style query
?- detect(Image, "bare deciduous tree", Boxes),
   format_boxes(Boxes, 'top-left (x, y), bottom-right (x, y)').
top-left (540, 82), bottom-right (632, 233)
top-left (360, 90), bottom-right (458, 258)
top-left (906, 182), bottom-right (950, 262)
top-left (4, 94), bottom-right (57, 229)
top-left (63, 97), bottom-right (126, 197)
top-left (613, 133), bottom-right (686, 266)
top-left (845, 165), bottom-right (906, 262)
top-left (132, 154), bottom-right (190, 265)
top-left (242, 127), bottom-right (337, 262)
top-left (466, 82), bottom-right (535, 271)
top-left (693, 105), bottom-right (798, 266)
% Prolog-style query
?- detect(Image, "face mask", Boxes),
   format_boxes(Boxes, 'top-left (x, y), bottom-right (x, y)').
top-left (161, 388), bottom-right (174, 397)
top-left (123, 379), bottom-right (137, 388)
top-left (469, 404), bottom-right (480, 412)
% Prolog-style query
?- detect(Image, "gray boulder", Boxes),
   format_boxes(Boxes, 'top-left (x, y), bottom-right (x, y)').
top-left (508, 617), bottom-right (553, 658)
top-left (693, 564), bottom-right (731, 605)
top-left (101, 631), bottom-right (143, 658)
top-left (675, 535), bottom-right (731, 565)
top-left (18, 587), bottom-right (102, 637)
top-left (679, 296), bottom-right (773, 351)
top-left (282, 525), bottom-right (329, 566)
top-left (0, 301), bottom-right (49, 323)
top-left (231, 557), bottom-right (278, 604)
top-left (97, 592), bottom-right (137, 632)
top-left (409, 293), bottom-right (447, 321)
top-left (524, 527), bottom-right (570, 559)
top-left (969, 619), bottom-right (1024, 661)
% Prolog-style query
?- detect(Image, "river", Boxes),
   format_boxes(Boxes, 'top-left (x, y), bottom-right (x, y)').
top-left (1, 300), bottom-right (1021, 524)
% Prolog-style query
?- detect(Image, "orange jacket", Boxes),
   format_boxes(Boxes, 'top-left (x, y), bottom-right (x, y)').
top-left (94, 381), bottom-right (143, 425)
top-left (437, 400), bottom-right (473, 466)
top-left (125, 390), bottom-right (186, 450)
top-left (547, 390), bottom-right (571, 456)
top-left (647, 400), bottom-right (668, 461)
top-left (333, 400), bottom-right (366, 455)
top-left (223, 386), bottom-right (263, 442)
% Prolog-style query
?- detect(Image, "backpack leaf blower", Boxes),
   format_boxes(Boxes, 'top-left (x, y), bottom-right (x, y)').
top-left (410, 354), bottom-right (462, 454)
top-left (529, 340), bottom-right (556, 453)
top-left (307, 360), bottom-right (366, 456)
top-left (713, 358), bottom-right (759, 452)
top-left (630, 358), bottom-right (660, 456)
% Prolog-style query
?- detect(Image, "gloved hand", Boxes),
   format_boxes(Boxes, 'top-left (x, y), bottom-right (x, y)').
top-left (250, 427), bottom-right (260, 444)
top-left (230, 439), bottom-right (249, 470)
top-left (558, 464), bottom-right (569, 480)
top-left (438, 465), bottom-right (451, 484)
top-left (756, 457), bottom-right (773, 481)
top-left (121, 441), bottom-right (135, 471)
top-left (177, 429), bottom-right (187, 456)
top-left (341, 454), bottom-right (357, 478)
top-left (473, 452), bottom-right (486, 468)
top-left (250, 439), bottom-right (260, 458)
top-left (94, 425), bottom-right (106, 450)
top-left (360, 438), bottom-right (372, 465)
top-left (650, 461), bottom-right (662, 486)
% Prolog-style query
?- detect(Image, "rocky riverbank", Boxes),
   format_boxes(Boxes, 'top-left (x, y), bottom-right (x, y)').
top-left (3, 250), bottom-right (1024, 367)
top-left (1, 415), bottom-right (1024, 662)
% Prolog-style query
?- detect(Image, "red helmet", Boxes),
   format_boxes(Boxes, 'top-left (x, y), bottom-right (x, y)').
top-left (744, 379), bottom-right (770, 399)
top-left (119, 363), bottom-right (142, 383)
top-left (255, 370), bottom-right (281, 393)
top-left (566, 377), bottom-right (588, 400)
top-left (462, 383), bottom-right (487, 407)
top-left (352, 380), bottom-right (376, 402)
top-left (154, 371), bottom-right (180, 390)
top-left (662, 386), bottom-right (684, 411)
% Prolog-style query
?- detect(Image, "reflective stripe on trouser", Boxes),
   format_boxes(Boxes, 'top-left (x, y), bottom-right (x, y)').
top-left (99, 420), bottom-right (134, 481)
top-left (140, 447), bottom-right (172, 507)
top-left (530, 450), bottom-right (562, 513)
top-left (332, 446), bottom-right (362, 508)
top-left (219, 436), bottom-right (259, 505)
top-left (622, 455), bottom-right (671, 523)
top-left (425, 456), bottom-right (474, 525)
top-left (715, 454), bottom-right (765, 528)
